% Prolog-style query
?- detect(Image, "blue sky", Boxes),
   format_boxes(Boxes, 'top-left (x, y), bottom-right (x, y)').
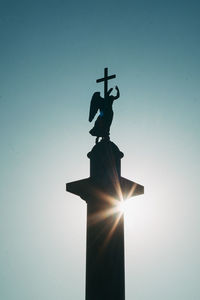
top-left (0, 1), bottom-right (200, 299)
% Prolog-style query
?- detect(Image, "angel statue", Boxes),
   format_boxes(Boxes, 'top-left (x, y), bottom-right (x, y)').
top-left (89, 86), bottom-right (120, 144)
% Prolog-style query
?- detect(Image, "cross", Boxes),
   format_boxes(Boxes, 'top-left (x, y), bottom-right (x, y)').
top-left (96, 67), bottom-right (116, 99)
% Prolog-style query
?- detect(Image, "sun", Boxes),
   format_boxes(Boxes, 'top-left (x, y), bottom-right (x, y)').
top-left (116, 197), bottom-right (144, 229)
top-left (117, 200), bottom-right (127, 214)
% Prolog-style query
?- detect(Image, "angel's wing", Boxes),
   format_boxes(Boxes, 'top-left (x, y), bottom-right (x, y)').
top-left (89, 93), bottom-right (103, 122)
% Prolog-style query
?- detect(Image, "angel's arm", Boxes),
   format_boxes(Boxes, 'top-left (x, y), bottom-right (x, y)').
top-left (107, 88), bottom-right (113, 96)
top-left (113, 86), bottom-right (120, 100)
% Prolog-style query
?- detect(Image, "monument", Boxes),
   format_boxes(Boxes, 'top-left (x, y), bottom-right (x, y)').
top-left (66, 68), bottom-right (144, 300)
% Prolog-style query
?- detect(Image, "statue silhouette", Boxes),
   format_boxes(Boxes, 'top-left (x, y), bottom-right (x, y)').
top-left (89, 86), bottom-right (120, 143)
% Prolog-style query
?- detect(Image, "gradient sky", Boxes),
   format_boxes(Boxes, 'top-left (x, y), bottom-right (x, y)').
top-left (0, 1), bottom-right (200, 299)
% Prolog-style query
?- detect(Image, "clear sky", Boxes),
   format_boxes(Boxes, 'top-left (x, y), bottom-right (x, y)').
top-left (0, 0), bottom-right (200, 299)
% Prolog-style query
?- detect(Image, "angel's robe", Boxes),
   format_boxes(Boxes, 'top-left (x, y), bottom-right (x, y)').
top-left (89, 95), bottom-right (115, 138)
